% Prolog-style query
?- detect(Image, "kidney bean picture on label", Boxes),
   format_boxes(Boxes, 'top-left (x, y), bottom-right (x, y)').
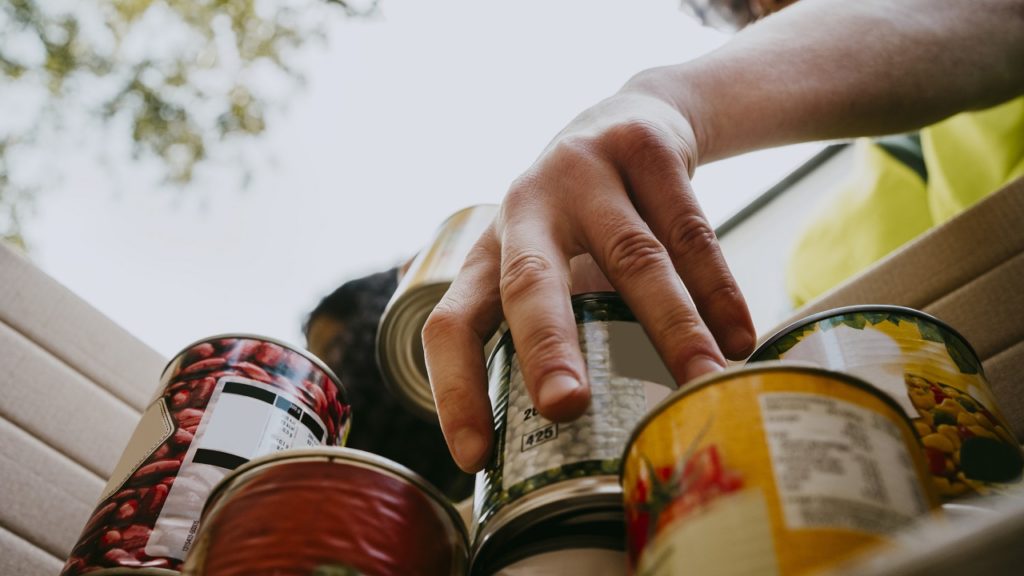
top-left (61, 337), bottom-right (351, 576)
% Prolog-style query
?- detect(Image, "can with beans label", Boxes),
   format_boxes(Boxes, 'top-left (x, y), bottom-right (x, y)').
top-left (378, 203), bottom-right (499, 420)
top-left (182, 447), bottom-right (468, 576)
top-left (622, 364), bottom-right (939, 576)
top-left (749, 305), bottom-right (1023, 500)
top-left (474, 292), bottom-right (674, 560)
top-left (61, 335), bottom-right (351, 575)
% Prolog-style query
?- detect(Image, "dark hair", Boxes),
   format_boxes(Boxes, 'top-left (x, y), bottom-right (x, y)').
top-left (305, 267), bottom-right (473, 500)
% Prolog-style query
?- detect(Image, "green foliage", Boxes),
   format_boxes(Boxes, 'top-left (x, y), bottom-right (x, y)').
top-left (0, 0), bottom-right (377, 248)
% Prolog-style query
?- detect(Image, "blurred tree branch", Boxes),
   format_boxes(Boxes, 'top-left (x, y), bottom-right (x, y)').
top-left (0, 0), bottom-right (379, 249)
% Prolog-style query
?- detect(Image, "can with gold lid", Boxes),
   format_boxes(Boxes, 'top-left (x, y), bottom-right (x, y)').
top-left (749, 305), bottom-right (1023, 500)
top-left (622, 363), bottom-right (939, 576)
top-left (377, 204), bottom-right (499, 420)
top-left (182, 447), bottom-right (469, 576)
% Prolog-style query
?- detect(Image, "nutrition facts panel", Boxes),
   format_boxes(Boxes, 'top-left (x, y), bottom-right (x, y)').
top-left (193, 379), bottom-right (325, 468)
top-left (760, 393), bottom-right (929, 535)
top-left (147, 377), bottom-right (327, 560)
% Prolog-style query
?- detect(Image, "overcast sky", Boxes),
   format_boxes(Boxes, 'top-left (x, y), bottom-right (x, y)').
top-left (25, 0), bottom-right (821, 357)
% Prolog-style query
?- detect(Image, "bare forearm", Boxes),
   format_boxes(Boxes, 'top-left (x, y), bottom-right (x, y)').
top-left (633, 0), bottom-right (1024, 163)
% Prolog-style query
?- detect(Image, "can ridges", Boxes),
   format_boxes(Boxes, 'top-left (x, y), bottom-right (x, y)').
top-left (471, 474), bottom-right (623, 572)
top-left (376, 282), bottom-right (450, 420)
top-left (202, 446), bottom-right (469, 547)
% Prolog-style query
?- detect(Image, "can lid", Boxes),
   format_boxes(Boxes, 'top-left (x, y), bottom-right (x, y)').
top-left (376, 281), bottom-right (450, 420)
top-left (201, 447), bottom-right (469, 546)
top-left (751, 304), bottom-right (981, 368)
top-left (159, 333), bottom-right (348, 405)
top-left (618, 361), bottom-right (921, 481)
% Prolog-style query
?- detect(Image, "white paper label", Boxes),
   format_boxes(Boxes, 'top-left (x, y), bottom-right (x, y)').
top-left (760, 393), bottom-right (929, 534)
top-left (146, 377), bottom-right (326, 560)
top-left (501, 321), bottom-right (653, 491)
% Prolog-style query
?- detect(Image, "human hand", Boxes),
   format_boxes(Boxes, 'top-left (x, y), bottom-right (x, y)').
top-left (423, 81), bottom-right (755, 472)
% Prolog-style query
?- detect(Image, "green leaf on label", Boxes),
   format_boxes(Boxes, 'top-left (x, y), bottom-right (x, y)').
top-left (944, 335), bottom-right (980, 375)
top-left (841, 314), bottom-right (867, 330)
top-left (917, 319), bottom-right (945, 343)
top-left (863, 312), bottom-right (887, 325)
top-left (821, 316), bottom-right (845, 331)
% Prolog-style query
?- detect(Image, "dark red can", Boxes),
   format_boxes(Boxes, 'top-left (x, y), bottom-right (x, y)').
top-left (61, 335), bottom-right (351, 575)
top-left (181, 448), bottom-right (469, 576)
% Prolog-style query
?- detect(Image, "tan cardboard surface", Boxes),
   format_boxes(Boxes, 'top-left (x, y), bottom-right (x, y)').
top-left (0, 525), bottom-right (63, 575)
top-left (985, 340), bottom-right (1024, 440)
top-left (772, 178), bottom-right (1024, 440)
top-left (928, 250), bottom-right (1024, 359)
top-left (0, 416), bottom-right (102, 558)
top-left (0, 320), bottom-right (140, 478)
top-left (0, 244), bottom-right (164, 412)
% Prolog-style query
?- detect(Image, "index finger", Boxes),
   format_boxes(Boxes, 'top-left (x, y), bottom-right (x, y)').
top-left (422, 225), bottom-right (505, 472)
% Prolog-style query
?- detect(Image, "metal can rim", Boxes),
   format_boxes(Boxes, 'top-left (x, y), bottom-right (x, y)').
top-left (472, 474), bottom-right (622, 568)
top-left (199, 446), bottom-right (468, 547)
top-left (376, 281), bottom-right (450, 420)
top-left (751, 304), bottom-right (981, 367)
top-left (159, 333), bottom-right (348, 405)
top-left (618, 361), bottom-right (922, 482)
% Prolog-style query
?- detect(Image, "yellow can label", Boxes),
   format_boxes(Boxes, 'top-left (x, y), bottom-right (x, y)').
top-left (623, 367), bottom-right (938, 576)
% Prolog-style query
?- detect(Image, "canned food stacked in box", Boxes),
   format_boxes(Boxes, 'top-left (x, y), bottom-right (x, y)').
top-left (59, 204), bottom-right (1020, 575)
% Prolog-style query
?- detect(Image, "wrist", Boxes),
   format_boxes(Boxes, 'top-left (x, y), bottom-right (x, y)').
top-left (621, 64), bottom-right (716, 167)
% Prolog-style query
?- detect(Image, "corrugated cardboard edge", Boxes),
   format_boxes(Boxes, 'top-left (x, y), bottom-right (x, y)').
top-left (766, 178), bottom-right (1024, 440)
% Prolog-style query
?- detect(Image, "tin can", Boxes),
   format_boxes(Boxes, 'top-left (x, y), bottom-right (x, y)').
top-left (474, 292), bottom-right (675, 564)
top-left (749, 305), bottom-right (1023, 500)
top-left (622, 363), bottom-right (939, 576)
top-left (471, 505), bottom-right (623, 575)
top-left (62, 335), bottom-right (351, 575)
top-left (181, 447), bottom-right (469, 576)
top-left (378, 204), bottom-right (499, 420)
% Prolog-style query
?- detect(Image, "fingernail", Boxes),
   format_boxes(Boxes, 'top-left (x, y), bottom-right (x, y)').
top-left (452, 428), bottom-right (487, 470)
top-left (683, 355), bottom-right (724, 383)
top-left (538, 373), bottom-right (582, 409)
top-left (726, 329), bottom-right (756, 358)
